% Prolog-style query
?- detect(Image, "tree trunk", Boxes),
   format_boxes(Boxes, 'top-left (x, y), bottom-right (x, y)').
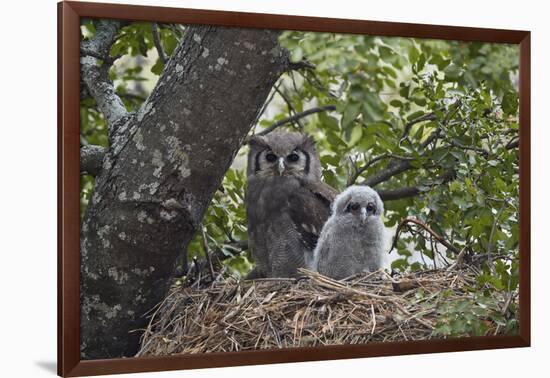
top-left (80, 25), bottom-right (287, 359)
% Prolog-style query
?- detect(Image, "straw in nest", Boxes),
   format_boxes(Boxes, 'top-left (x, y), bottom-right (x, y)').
top-left (136, 268), bottom-right (516, 356)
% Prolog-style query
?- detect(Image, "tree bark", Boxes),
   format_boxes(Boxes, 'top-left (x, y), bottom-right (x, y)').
top-left (80, 25), bottom-right (287, 359)
top-left (80, 20), bottom-right (127, 127)
top-left (80, 145), bottom-right (106, 176)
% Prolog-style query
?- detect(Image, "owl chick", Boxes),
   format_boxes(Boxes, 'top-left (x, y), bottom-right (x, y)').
top-left (313, 185), bottom-right (385, 280)
top-left (245, 131), bottom-right (338, 278)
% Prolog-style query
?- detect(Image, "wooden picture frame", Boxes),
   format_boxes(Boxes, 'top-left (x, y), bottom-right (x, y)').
top-left (58, 1), bottom-right (531, 376)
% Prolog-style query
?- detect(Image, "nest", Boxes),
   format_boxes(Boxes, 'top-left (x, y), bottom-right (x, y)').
top-left (137, 268), bottom-right (514, 356)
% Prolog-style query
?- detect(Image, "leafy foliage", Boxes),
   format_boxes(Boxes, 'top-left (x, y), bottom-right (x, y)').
top-left (80, 22), bottom-right (520, 331)
top-left (433, 290), bottom-right (517, 337)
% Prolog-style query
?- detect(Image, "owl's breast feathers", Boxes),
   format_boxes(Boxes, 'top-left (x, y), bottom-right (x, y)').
top-left (246, 176), bottom-right (338, 273)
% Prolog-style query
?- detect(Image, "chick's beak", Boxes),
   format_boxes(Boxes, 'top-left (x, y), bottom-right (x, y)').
top-left (277, 157), bottom-right (285, 175)
top-left (360, 207), bottom-right (367, 223)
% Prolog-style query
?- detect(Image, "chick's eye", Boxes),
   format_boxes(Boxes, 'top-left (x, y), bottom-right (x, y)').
top-left (265, 153), bottom-right (277, 162)
top-left (366, 203), bottom-right (375, 213)
top-left (347, 203), bottom-right (360, 212)
top-left (287, 153), bottom-right (299, 162)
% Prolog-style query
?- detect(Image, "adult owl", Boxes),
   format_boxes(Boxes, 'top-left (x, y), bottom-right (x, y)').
top-left (245, 131), bottom-right (338, 278)
top-left (313, 185), bottom-right (385, 280)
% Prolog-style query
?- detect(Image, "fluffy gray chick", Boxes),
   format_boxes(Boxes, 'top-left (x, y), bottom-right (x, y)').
top-left (314, 185), bottom-right (385, 279)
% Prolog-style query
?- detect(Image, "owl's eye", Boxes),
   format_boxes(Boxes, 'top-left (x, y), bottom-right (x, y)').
top-left (265, 153), bottom-right (277, 162)
top-left (287, 153), bottom-right (300, 162)
top-left (366, 202), bottom-right (376, 213)
top-left (346, 202), bottom-right (360, 212)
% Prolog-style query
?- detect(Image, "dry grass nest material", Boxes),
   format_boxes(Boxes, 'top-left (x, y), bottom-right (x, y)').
top-left (137, 268), bottom-right (514, 356)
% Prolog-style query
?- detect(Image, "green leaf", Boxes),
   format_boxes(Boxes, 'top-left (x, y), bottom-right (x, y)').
top-left (320, 154), bottom-right (341, 167)
top-left (161, 29), bottom-right (178, 56)
top-left (408, 45), bottom-right (420, 64)
top-left (346, 125), bottom-right (363, 146)
top-left (390, 99), bottom-right (403, 108)
top-left (502, 91), bottom-right (518, 116)
top-left (399, 83), bottom-right (410, 99)
top-left (407, 110), bottom-right (426, 122)
top-left (379, 45), bottom-right (396, 61)
top-left (429, 54), bottom-right (451, 70)
top-left (318, 112), bottom-right (340, 131)
top-left (416, 53), bottom-right (426, 72)
top-left (412, 97), bottom-right (427, 106)
top-left (341, 102), bottom-right (361, 129)
top-left (382, 66), bottom-right (398, 78)
top-left (444, 64), bottom-right (462, 81)
top-left (326, 130), bottom-right (347, 147)
top-left (362, 93), bottom-right (385, 122)
top-left (151, 59), bottom-right (164, 75)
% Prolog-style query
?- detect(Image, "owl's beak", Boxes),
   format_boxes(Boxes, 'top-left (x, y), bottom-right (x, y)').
top-left (360, 207), bottom-right (367, 223)
top-left (277, 157), bottom-right (285, 175)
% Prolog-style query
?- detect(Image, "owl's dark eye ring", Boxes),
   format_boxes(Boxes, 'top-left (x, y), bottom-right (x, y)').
top-left (265, 153), bottom-right (277, 162)
top-left (287, 152), bottom-right (300, 162)
top-left (366, 202), bottom-right (376, 213)
top-left (346, 202), bottom-right (360, 212)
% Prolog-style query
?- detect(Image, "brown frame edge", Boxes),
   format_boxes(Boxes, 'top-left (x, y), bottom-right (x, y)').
top-left (58, 1), bottom-right (531, 377)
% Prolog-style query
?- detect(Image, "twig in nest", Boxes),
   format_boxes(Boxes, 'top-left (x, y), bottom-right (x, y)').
top-left (392, 280), bottom-right (420, 292)
top-left (446, 245), bottom-right (469, 271)
top-left (370, 304), bottom-right (376, 334)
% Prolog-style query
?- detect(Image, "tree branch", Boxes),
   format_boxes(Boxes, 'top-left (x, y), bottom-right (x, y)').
top-left (378, 186), bottom-right (420, 201)
top-left (364, 101), bottom-right (462, 188)
top-left (363, 159), bottom-right (413, 188)
top-left (360, 123), bottom-right (436, 188)
top-left (119, 92), bottom-right (147, 103)
top-left (80, 145), bottom-right (106, 176)
top-left (251, 81), bottom-right (281, 127)
top-left (80, 20), bottom-right (127, 127)
top-left (151, 23), bottom-right (168, 65)
top-left (376, 168), bottom-right (455, 201)
top-left (389, 217), bottom-right (461, 255)
top-left (80, 47), bottom-right (121, 65)
top-left (200, 224), bottom-right (215, 279)
top-left (287, 58), bottom-right (316, 71)
top-left (274, 86), bottom-right (304, 128)
top-left (505, 137), bottom-right (519, 150)
top-left (212, 240), bottom-right (249, 262)
top-left (400, 112), bottom-right (438, 140)
top-left (246, 105), bottom-right (336, 142)
top-left (296, 68), bottom-right (338, 98)
top-left (446, 138), bottom-right (489, 158)
top-left (348, 153), bottom-right (413, 186)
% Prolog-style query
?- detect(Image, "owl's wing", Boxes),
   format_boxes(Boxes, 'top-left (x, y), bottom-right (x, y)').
top-left (288, 181), bottom-right (339, 254)
top-left (306, 181), bottom-right (339, 206)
